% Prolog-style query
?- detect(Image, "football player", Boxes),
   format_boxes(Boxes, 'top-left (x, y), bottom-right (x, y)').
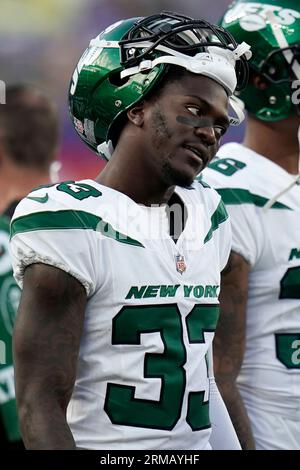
top-left (10, 12), bottom-right (250, 449)
top-left (203, 0), bottom-right (300, 450)
top-left (0, 84), bottom-right (59, 449)
top-left (0, 215), bottom-right (21, 447)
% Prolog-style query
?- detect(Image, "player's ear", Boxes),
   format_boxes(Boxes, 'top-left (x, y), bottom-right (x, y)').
top-left (127, 101), bottom-right (145, 127)
top-left (252, 73), bottom-right (268, 91)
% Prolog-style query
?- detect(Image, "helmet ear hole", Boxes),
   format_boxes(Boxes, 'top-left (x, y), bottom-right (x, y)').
top-left (253, 74), bottom-right (268, 91)
top-left (109, 71), bottom-right (129, 87)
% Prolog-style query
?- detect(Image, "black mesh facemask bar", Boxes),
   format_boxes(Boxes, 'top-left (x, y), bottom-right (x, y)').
top-left (118, 12), bottom-right (249, 91)
top-left (119, 13), bottom-right (239, 59)
top-left (260, 45), bottom-right (300, 84)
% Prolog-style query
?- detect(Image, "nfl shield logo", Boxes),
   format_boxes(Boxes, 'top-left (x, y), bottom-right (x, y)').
top-left (175, 254), bottom-right (186, 274)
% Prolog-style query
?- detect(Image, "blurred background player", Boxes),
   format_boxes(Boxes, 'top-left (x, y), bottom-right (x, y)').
top-left (0, 84), bottom-right (60, 218)
top-left (203, 0), bottom-right (300, 450)
top-left (0, 84), bottom-right (60, 448)
top-left (0, 215), bottom-right (21, 449)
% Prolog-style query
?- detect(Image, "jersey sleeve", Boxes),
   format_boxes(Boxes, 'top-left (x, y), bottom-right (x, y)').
top-left (10, 190), bottom-right (98, 297)
top-left (202, 164), bottom-right (264, 267)
top-left (222, 203), bottom-right (263, 266)
top-left (209, 376), bottom-right (241, 450)
top-left (200, 182), bottom-right (232, 271)
top-left (215, 199), bottom-right (231, 272)
top-left (205, 345), bottom-right (241, 450)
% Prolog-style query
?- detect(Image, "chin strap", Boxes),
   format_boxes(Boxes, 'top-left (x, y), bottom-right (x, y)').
top-left (263, 11), bottom-right (300, 211)
top-left (119, 42), bottom-right (251, 98)
top-left (97, 140), bottom-right (114, 161)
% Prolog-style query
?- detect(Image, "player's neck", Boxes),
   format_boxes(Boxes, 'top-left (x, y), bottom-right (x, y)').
top-left (243, 116), bottom-right (300, 174)
top-left (97, 165), bottom-right (175, 205)
top-left (96, 148), bottom-right (176, 206)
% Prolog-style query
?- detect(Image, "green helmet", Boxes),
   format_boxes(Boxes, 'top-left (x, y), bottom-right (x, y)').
top-left (220, 0), bottom-right (300, 121)
top-left (69, 12), bottom-right (250, 156)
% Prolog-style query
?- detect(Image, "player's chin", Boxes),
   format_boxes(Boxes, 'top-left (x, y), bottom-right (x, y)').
top-left (180, 158), bottom-right (205, 182)
top-left (164, 163), bottom-right (197, 188)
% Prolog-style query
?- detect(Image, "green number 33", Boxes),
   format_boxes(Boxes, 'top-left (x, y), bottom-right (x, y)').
top-left (104, 303), bottom-right (219, 430)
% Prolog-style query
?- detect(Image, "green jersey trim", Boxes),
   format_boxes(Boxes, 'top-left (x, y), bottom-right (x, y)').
top-left (204, 200), bottom-right (228, 244)
top-left (216, 188), bottom-right (292, 210)
top-left (10, 210), bottom-right (145, 248)
top-left (194, 176), bottom-right (211, 189)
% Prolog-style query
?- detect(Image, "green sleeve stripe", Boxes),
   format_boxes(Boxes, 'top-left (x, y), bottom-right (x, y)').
top-left (204, 200), bottom-right (229, 244)
top-left (216, 188), bottom-right (291, 210)
top-left (10, 210), bottom-right (144, 248)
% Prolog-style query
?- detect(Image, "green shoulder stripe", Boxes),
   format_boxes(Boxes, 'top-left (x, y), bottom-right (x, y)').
top-left (204, 200), bottom-right (228, 244)
top-left (10, 210), bottom-right (144, 248)
top-left (216, 188), bottom-right (291, 210)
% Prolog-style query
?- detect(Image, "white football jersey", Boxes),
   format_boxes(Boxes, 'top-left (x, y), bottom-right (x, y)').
top-left (203, 143), bottom-right (300, 420)
top-left (10, 179), bottom-right (231, 450)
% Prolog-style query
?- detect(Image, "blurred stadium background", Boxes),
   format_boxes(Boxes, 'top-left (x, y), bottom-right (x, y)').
top-left (0, 0), bottom-right (243, 181)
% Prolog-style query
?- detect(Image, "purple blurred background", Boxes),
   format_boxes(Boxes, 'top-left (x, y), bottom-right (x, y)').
top-left (0, 0), bottom-right (243, 181)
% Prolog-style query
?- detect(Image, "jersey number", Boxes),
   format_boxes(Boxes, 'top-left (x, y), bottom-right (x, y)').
top-left (31, 181), bottom-right (102, 200)
top-left (276, 266), bottom-right (300, 368)
top-left (209, 158), bottom-right (246, 176)
top-left (279, 266), bottom-right (300, 300)
top-left (104, 303), bottom-right (219, 430)
top-left (57, 181), bottom-right (102, 200)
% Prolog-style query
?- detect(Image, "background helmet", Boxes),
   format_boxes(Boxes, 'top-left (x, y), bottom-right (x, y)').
top-left (220, 0), bottom-right (300, 121)
top-left (69, 12), bottom-right (250, 155)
